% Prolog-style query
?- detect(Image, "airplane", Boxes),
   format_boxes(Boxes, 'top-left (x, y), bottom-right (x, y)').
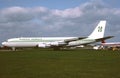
top-left (2, 20), bottom-right (113, 50)
top-left (93, 42), bottom-right (120, 50)
top-left (102, 42), bottom-right (120, 46)
top-left (101, 42), bottom-right (120, 50)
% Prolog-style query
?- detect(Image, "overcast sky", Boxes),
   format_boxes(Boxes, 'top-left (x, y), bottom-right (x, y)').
top-left (0, 0), bottom-right (120, 43)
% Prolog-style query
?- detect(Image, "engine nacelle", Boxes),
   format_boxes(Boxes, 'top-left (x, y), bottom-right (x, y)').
top-left (50, 41), bottom-right (66, 46)
top-left (38, 42), bottom-right (66, 48)
top-left (38, 43), bottom-right (50, 48)
top-left (50, 42), bottom-right (59, 46)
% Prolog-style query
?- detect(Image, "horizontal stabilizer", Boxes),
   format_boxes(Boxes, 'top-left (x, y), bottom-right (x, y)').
top-left (95, 36), bottom-right (114, 42)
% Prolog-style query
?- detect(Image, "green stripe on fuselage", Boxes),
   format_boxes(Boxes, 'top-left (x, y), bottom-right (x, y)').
top-left (9, 40), bottom-right (61, 42)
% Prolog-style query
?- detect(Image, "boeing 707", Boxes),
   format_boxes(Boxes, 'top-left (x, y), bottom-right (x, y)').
top-left (2, 20), bottom-right (113, 50)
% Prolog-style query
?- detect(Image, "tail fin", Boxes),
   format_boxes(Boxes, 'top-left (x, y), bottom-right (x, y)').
top-left (88, 20), bottom-right (106, 39)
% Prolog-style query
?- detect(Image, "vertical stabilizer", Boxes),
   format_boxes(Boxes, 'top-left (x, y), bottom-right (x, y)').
top-left (88, 20), bottom-right (106, 39)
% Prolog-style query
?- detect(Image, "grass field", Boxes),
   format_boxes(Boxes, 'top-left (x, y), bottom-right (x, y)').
top-left (0, 49), bottom-right (120, 78)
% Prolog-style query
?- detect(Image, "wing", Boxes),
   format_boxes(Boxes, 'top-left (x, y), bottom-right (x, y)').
top-left (64, 37), bottom-right (87, 43)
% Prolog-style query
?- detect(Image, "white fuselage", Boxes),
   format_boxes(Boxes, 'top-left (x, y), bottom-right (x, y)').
top-left (2, 37), bottom-right (96, 48)
top-left (2, 37), bottom-right (74, 47)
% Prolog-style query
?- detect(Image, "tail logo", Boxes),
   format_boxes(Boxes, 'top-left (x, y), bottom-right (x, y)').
top-left (98, 26), bottom-right (102, 32)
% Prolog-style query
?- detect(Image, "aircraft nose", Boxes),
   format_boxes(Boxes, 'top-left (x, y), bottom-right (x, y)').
top-left (2, 42), bottom-right (7, 45)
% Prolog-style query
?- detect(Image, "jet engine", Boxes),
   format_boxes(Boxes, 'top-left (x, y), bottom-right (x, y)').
top-left (38, 43), bottom-right (50, 48)
top-left (38, 41), bottom-right (66, 48)
top-left (50, 41), bottom-right (66, 46)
